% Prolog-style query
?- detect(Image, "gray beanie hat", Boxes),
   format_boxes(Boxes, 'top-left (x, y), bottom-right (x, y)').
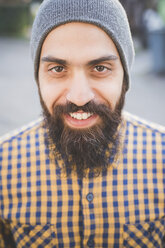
top-left (30, 0), bottom-right (135, 90)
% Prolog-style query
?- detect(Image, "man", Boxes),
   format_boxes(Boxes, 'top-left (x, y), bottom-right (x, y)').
top-left (0, 0), bottom-right (165, 247)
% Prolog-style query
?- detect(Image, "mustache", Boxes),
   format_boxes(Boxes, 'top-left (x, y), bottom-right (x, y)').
top-left (53, 101), bottom-right (114, 117)
top-left (51, 101), bottom-right (121, 127)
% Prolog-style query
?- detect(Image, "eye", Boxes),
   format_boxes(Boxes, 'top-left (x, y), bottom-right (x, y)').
top-left (94, 65), bottom-right (110, 72)
top-left (49, 66), bottom-right (65, 73)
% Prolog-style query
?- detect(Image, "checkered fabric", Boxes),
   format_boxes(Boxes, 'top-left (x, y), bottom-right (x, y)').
top-left (0, 112), bottom-right (165, 248)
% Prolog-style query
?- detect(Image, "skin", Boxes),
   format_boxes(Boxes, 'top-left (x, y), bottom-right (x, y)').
top-left (38, 22), bottom-right (124, 129)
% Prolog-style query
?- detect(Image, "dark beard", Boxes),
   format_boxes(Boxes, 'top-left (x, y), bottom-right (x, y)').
top-left (40, 85), bottom-right (126, 178)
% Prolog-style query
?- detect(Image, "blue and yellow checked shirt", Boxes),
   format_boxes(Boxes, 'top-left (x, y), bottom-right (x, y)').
top-left (0, 112), bottom-right (165, 248)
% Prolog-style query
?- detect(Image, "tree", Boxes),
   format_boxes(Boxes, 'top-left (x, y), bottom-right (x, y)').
top-left (0, 0), bottom-right (32, 5)
top-left (0, 0), bottom-right (32, 36)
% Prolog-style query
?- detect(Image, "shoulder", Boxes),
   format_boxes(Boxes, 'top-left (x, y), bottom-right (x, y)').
top-left (123, 111), bottom-right (165, 136)
top-left (122, 112), bottom-right (165, 164)
top-left (0, 118), bottom-right (45, 151)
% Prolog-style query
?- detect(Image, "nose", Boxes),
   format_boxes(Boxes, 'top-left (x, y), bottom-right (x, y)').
top-left (66, 71), bottom-right (94, 106)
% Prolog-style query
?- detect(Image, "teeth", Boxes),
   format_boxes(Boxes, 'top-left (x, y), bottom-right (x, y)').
top-left (82, 113), bottom-right (88, 119)
top-left (69, 112), bottom-right (93, 120)
top-left (78, 113), bottom-right (82, 120)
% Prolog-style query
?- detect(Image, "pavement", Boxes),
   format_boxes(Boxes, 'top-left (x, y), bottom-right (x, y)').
top-left (0, 37), bottom-right (165, 136)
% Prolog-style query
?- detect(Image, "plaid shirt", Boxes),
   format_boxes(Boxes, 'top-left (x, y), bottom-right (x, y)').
top-left (0, 112), bottom-right (165, 248)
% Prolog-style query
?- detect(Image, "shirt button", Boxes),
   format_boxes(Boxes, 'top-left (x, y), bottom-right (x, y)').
top-left (148, 225), bottom-right (155, 234)
top-left (87, 238), bottom-right (95, 247)
top-left (24, 226), bottom-right (31, 235)
top-left (86, 193), bottom-right (94, 202)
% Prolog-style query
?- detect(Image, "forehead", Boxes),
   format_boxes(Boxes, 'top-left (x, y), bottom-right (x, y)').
top-left (40, 22), bottom-right (120, 62)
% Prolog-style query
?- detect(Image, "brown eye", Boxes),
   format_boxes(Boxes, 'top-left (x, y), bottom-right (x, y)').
top-left (94, 65), bottom-right (108, 72)
top-left (49, 66), bottom-right (64, 73)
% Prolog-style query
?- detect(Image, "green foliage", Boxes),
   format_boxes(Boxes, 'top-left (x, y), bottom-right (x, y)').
top-left (0, 5), bottom-right (31, 36)
top-left (158, 0), bottom-right (165, 23)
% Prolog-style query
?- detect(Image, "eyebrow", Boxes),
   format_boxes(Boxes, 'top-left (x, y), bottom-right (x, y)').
top-left (41, 56), bottom-right (67, 66)
top-left (87, 55), bottom-right (118, 66)
top-left (41, 55), bottom-right (118, 66)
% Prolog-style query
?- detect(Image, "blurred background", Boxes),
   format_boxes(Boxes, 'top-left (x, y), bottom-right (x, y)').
top-left (0, 0), bottom-right (165, 136)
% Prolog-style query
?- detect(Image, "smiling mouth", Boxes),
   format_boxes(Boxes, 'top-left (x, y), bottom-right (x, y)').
top-left (64, 111), bottom-right (98, 128)
top-left (69, 112), bottom-right (93, 120)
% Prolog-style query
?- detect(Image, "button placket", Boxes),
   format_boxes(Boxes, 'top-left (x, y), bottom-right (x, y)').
top-left (81, 176), bottom-right (95, 247)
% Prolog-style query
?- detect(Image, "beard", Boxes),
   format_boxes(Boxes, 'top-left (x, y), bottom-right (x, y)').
top-left (40, 84), bottom-right (126, 178)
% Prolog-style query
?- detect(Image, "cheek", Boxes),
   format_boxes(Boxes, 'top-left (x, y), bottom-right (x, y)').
top-left (39, 83), bottom-right (65, 114)
top-left (97, 81), bottom-right (123, 110)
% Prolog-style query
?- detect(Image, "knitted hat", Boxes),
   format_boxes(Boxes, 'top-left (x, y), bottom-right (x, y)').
top-left (30, 0), bottom-right (135, 90)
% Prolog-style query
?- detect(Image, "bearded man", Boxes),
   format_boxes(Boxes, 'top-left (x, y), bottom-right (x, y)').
top-left (0, 0), bottom-right (165, 247)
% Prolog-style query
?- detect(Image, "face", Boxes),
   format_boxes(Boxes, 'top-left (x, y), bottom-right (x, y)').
top-left (38, 22), bottom-right (125, 178)
top-left (38, 22), bottom-right (124, 129)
